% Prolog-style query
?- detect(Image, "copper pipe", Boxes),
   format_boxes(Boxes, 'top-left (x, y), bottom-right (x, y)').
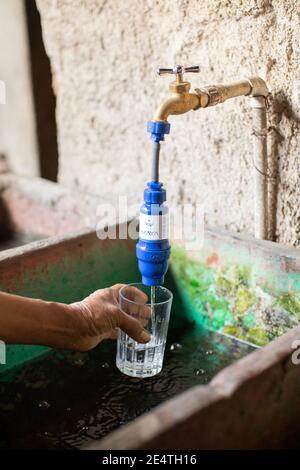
top-left (152, 73), bottom-right (270, 240)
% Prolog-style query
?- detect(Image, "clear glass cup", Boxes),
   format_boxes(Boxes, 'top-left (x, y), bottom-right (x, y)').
top-left (116, 283), bottom-right (173, 378)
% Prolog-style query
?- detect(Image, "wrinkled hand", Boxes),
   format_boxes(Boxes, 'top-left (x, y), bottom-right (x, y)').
top-left (69, 284), bottom-right (150, 351)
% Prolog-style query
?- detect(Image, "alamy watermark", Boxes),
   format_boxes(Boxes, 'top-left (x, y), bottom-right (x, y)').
top-left (291, 340), bottom-right (300, 365)
top-left (88, 197), bottom-right (205, 251)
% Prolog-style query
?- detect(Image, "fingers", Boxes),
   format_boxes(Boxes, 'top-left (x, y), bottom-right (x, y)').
top-left (110, 284), bottom-right (126, 303)
top-left (102, 328), bottom-right (118, 340)
top-left (118, 310), bottom-right (150, 343)
top-left (102, 284), bottom-right (152, 342)
top-left (123, 286), bottom-right (148, 304)
top-left (128, 303), bottom-right (151, 323)
top-left (111, 284), bottom-right (148, 303)
top-left (112, 283), bottom-right (150, 318)
top-left (109, 329), bottom-right (118, 340)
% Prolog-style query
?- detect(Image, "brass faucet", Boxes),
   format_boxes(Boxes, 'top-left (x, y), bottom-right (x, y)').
top-left (149, 65), bottom-right (271, 241)
top-left (153, 65), bottom-right (269, 122)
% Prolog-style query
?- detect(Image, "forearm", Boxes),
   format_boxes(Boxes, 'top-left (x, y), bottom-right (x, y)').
top-left (0, 284), bottom-right (150, 352)
top-left (0, 291), bottom-right (82, 349)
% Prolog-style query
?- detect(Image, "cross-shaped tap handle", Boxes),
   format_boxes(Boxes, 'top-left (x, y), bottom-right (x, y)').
top-left (157, 65), bottom-right (199, 76)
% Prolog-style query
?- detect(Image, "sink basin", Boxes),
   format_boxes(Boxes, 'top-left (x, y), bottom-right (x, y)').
top-left (0, 183), bottom-right (299, 449)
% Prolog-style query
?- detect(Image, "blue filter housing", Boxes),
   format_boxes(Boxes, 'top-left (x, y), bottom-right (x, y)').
top-left (136, 181), bottom-right (171, 286)
top-left (147, 120), bottom-right (170, 142)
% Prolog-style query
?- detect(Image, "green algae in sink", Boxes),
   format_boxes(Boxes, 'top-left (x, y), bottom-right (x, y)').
top-left (171, 246), bottom-right (300, 347)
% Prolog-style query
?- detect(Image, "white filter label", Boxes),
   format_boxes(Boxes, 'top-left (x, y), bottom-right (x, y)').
top-left (139, 213), bottom-right (169, 240)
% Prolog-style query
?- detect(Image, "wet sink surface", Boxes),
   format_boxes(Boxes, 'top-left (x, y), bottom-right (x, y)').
top-left (0, 324), bottom-right (255, 449)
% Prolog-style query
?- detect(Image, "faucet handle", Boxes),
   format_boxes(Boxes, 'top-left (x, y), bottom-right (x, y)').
top-left (157, 65), bottom-right (200, 76)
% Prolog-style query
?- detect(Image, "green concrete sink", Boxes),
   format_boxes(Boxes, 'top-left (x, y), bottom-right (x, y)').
top-left (0, 185), bottom-right (299, 448)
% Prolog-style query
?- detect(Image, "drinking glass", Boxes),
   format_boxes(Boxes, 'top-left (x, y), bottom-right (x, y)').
top-left (116, 283), bottom-right (173, 378)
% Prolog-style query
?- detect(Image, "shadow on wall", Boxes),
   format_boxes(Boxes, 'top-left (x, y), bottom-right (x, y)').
top-left (24, 0), bottom-right (58, 182)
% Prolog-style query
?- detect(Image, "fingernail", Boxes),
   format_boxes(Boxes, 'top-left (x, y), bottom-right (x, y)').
top-left (139, 330), bottom-right (150, 343)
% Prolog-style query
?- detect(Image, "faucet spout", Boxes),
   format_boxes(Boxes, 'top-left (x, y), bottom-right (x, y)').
top-left (153, 91), bottom-right (203, 122)
top-left (152, 76), bottom-right (269, 122)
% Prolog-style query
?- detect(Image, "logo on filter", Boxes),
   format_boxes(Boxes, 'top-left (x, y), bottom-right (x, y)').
top-left (145, 218), bottom-right (154, 227)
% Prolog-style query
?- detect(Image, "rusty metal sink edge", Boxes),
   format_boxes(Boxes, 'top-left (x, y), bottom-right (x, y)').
top-left (85, 324), bottom-right (300, 450)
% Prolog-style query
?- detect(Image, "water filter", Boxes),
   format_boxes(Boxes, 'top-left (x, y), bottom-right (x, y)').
top-left (136, 181), bottom-right (170, 286)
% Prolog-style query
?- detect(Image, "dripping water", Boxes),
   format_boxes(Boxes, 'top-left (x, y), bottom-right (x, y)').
top-left (150, 285), bottom-right (156, 337)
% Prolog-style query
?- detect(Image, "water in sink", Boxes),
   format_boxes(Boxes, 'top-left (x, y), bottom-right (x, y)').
top-left (0, 323), bottom-right (255, 449)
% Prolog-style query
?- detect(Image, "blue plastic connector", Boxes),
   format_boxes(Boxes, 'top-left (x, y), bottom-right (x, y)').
top-left (147, 120), bottom-right (171, 143)
top-left (136, 182), bottom-right (171, 286)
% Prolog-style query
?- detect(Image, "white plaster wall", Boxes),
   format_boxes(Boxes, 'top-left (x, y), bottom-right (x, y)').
top-left (0, 0), bottom-right (39, 177)
top-left (37, 0), bottom-right (299, 246)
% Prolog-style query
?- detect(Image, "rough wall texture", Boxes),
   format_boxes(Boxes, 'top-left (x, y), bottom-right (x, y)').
top-left (0, 0), bottom-right (39, 177)
top-left (37, 0), bottom-right (299, 246)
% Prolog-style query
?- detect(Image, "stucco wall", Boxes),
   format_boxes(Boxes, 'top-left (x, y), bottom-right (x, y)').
top-left (0, 0), bottom-right (39, 177)
top-left (37, 0), bottom-right (299, 246)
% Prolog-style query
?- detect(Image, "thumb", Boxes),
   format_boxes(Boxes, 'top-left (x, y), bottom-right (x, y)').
top-left (118, 310), bottom-right (151, 344)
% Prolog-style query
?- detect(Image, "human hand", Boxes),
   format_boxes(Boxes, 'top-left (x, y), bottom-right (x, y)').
top-left (69, 284), bottom-right (150, 351)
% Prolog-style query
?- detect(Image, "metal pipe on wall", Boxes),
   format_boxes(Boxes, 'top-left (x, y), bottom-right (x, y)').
top-left (250, 96), bottom-right (268, 240)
